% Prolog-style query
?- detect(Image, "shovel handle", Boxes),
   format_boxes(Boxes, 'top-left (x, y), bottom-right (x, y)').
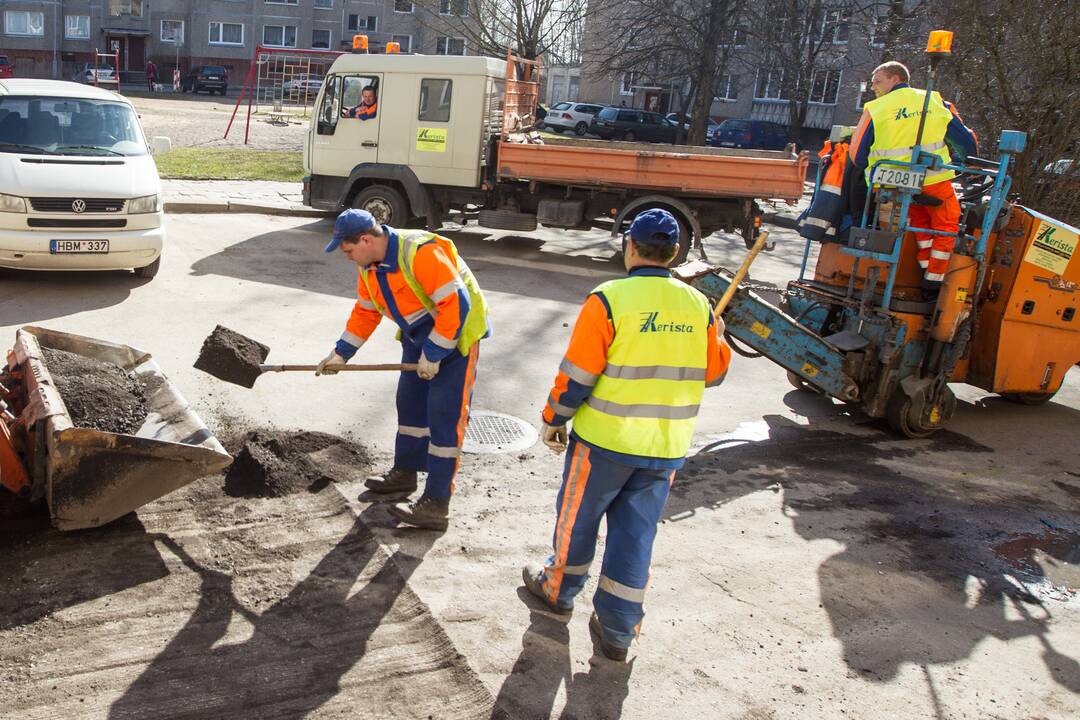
top-left (261, 363), bottom-right (419, 372)
top-left (714, 230), bottom-right (770, 321)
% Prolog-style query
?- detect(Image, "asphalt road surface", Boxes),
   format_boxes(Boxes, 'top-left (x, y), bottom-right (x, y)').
top-left (1, 215), bottom-right (1077, 719)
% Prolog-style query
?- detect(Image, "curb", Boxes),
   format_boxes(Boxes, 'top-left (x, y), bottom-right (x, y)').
top-left (164, 200), bottom-right (334, 218)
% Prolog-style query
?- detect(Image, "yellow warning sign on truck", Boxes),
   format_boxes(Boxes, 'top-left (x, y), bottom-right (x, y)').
top-left (416, 127), bottom-right (448, 152)
top-left (1024, 220), bottom-right (1077, 275)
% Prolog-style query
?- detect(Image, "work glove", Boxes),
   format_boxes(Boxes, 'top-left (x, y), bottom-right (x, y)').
top-left (315, 350), bottom-right (346, 376)
top-left (542, 423), bottom-right (568, 454)
top-left (417, 352), bottom-right (440, 380)
top-left (715, 314), bottom-right (727, 338)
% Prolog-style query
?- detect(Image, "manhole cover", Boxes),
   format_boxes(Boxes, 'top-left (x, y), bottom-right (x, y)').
top-left (463, 411), bottom-right (538, 454)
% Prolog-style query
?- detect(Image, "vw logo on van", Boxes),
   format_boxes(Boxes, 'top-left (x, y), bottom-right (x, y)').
top-left (71, 199), bottom-right (87, 213)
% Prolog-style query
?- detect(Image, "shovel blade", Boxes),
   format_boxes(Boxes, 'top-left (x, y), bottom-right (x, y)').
top-left (193, 325), bottom-right (270, 388)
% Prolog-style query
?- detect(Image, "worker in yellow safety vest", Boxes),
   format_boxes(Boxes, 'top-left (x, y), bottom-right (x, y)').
top-left (847, 61), bottom-right (978, 298)
top-left (521, 209), bottom-right (732, 661)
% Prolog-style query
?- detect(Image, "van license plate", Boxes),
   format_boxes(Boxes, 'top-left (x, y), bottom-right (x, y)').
top-left (876, 167), bottom-right (926, 191)
top-left (51, 239), bottom-right (109, 254)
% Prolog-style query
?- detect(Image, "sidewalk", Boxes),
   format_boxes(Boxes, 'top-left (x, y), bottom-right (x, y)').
top-left (162, 179), bottom-right (331, 217)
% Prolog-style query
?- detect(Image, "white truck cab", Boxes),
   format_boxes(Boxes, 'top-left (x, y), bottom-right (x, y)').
top-left (0, 79), bottom-right (167, 278)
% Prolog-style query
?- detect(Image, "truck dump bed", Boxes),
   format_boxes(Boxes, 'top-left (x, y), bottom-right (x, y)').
top-left (496, 137), bottom-right (809, 201)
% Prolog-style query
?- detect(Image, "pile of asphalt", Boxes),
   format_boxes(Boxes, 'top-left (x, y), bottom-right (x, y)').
top-left (194, 325), bottom-right (270, 389)
top-left (42, 347), bottom-right (148, 435)
top-left (224, 430), bottom-right (372, 497)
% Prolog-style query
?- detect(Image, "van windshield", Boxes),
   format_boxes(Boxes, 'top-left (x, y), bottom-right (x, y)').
top-left (0, 96), bottom-right (146, 156)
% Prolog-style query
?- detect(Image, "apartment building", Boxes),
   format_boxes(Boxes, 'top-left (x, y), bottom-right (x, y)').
top-left (577, 3), bottom-right (927, 149)
top-left (0, 0), bottom-right (477, 83)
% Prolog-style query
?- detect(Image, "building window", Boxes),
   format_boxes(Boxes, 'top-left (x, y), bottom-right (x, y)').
top-left (619, 73), bottom-right (637, 96)
top-left (312, 29), bottom-right (331, 49)
top-left (391, 34), bottom-right (412, 53)
top-left (394, 0), bottom-right (414, 12)
top-left (265, 0), bottom-right (299, 5)
top-left (5, 11), bottom-right (44, 36)
top-left (160, 20), bottom-right (184, 43)
top-left (819, 8), bottom-right (850, 44)
top-left (65, 15), bottom-right (90, 40)
top-left (314, 0), bottom-right (333, 8)
top-left (715, 74), bottom-right (738, 101)
top-left (868, 15), bottom-right (886, 48)
top-left (721, 25), bottom-right (746, 48)
top-left (209, 21), bottom-right (244, 46)
top-left (439, 0), bottom-right (468, 16)
top-left (347, 15), bottom-right (378, 32)
top-left (419, 79), bottom-right (452, 122)
top-left (108, 0), bottom-right (143, 17)
top-left (755, 68), bottom-right (788, 100)
top-left (435, 36), bottom-right (465, 55)
top-left (808, 69), bottom-right (841, 104)
top-left (263, 25), bottom-right (298, 48)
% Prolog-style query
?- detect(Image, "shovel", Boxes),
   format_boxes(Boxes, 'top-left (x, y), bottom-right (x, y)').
top-left (194, 325), bottom-right (416, 389)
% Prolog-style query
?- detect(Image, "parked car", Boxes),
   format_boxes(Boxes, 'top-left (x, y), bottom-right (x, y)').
top-left (71, 63), bottom-right (115, 85)
top-left (282, 74), bottom-right (323, 95)
top-left (0, 56), bottom-right (13, 79)
top-left (708, 119), bottom-right (789, 150)
top-left (182, 65), bottom-right (228, 95)
top-left (589, 107), bottom-right (678, 143)
top-left (0, 79), bottom-right (170, 277)
top-left (665, 113), bottom-right (721, 137)
top-left (541, 101), bottom-right (605, 136)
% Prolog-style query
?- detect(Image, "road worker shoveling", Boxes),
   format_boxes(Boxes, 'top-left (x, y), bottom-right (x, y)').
top-left (194, 324), bottom-right (416, 388)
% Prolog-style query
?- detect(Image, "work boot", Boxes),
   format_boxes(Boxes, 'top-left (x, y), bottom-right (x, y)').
top-left (363, 468), bottom-right (418, 494)
top-left (521, 563), bottom-right (573, 615)
top-left (388, 494), bottom-right (449, 531)
top-left (589, 612), bottom-right (629, 662)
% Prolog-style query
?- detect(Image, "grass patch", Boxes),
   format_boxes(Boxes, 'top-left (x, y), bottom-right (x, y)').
top-left (155, 147), bottom-right (304, 182)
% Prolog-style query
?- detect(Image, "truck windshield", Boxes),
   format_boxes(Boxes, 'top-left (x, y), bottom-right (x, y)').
top-left (0, 96), bottom-right (146, 156)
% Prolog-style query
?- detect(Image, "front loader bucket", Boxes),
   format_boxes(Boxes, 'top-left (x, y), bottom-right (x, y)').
top-left (12, 326), bottom-right (232, 530)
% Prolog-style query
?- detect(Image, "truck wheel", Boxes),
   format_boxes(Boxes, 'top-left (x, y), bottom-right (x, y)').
top-left (477, 208), bottom-right (538, 232)
top-left (352, 185), bottom-right (408, 226)
top-left (1001, 391), bottom-right (1057, 406)
top-left (574, 122), bottom-right (588, 136)
top-left (135, 257), bottom-right (160, 279)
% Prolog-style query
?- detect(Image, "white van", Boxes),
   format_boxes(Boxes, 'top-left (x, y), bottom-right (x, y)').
top-left (0, 79), bottom-right (167, 278)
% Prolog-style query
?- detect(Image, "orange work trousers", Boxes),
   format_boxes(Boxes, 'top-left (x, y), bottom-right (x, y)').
top-left (907, 180), bottom-right (961, 284)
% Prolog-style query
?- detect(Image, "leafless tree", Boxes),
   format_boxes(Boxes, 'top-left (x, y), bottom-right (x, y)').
top-left (585, 0), bottom-right (749, 145)
top-left (412, 0), bottom-right (595, 62)
top-left (934, 0), bottom-right (1079, 225)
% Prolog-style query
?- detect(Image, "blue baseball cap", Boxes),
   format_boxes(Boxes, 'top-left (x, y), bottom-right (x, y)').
top-left (325, 209), bottom-right (377, 252)
top-left (628, 208), bottom-right (679, 246)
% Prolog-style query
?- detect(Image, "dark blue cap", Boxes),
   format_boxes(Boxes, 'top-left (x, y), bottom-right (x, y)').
top-left (628, 208), bottom-right (679, 246)
top-left (325, 209), bottom-right (377, 252)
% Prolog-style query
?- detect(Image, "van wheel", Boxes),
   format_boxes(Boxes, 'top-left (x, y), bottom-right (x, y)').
top-left (574, 122), bottom-right (588, 136)
top-left (477, 208), bottom-right (538, 232)
top-left (353, 185), bottom-right (408, 226)
top-left (135, 257), bottom-right (160, 279)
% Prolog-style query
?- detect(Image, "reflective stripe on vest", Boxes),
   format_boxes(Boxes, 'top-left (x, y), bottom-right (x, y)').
top-left (571, 274), bottom-right (711, 459)
top-left (864, 87), bottom-right (954, 186)
top-left (359, 230), bottom-right (490, 355)
top-left (799, 140), bottom-right (849, 242)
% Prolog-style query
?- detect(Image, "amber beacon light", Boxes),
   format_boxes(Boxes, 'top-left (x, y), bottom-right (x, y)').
top-left (926, 30), bottom-right (953, 55)
top-left (386, 41), bottom-right (400, 54)
top-left (352, 34), bottom-right (369, 52)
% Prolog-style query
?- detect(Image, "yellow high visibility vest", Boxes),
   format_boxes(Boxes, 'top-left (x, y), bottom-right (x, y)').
top-left (359, 229), bottom-right (490, 355)
top-left (864, 86), bottom-right (955, 186)
top-left (572, 273), bottom-right (712, 459)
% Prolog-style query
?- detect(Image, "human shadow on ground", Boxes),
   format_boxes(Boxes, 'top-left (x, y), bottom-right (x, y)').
top-left (187, 219), bottom-right (622, 305)
top-left (107, 496), bottom-right (497, 719)
top-left (665, 412), bottom-right (1080, 694)
top-left (491, 592), bottom-right (634, 720)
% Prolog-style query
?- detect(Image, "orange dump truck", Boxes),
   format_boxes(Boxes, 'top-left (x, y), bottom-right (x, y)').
top-left (303, 53), bottom-right (807, 260)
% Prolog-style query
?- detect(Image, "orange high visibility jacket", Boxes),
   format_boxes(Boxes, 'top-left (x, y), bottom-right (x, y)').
top-left (798, 140), bottom-right (850, 242)
top-left (346, 101), bottom-right (377, 120)
top-left (335, 227), bottom-right (485, 362)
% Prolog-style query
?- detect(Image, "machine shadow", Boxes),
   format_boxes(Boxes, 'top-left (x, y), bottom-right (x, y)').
top-left (665, 413), bottom-right (1080, 693)
top-left (187, 220), bottom-right (621, 305)
top-left (491, 595), bottom-right (633, 720)
top-left (106, 499), bottom-right (463, 719)
top-left (0, 510), bottom-right (168, 632)
top-left (0, 269), bottom-right (151, 326)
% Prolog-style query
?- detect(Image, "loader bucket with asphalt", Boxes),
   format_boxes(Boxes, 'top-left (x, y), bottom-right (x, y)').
top-left (5, 326), bottom-right (232, 530)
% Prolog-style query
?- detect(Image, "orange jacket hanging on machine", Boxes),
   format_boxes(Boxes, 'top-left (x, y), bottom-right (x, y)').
top-left (798, 140), bottom-right (850, 242)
